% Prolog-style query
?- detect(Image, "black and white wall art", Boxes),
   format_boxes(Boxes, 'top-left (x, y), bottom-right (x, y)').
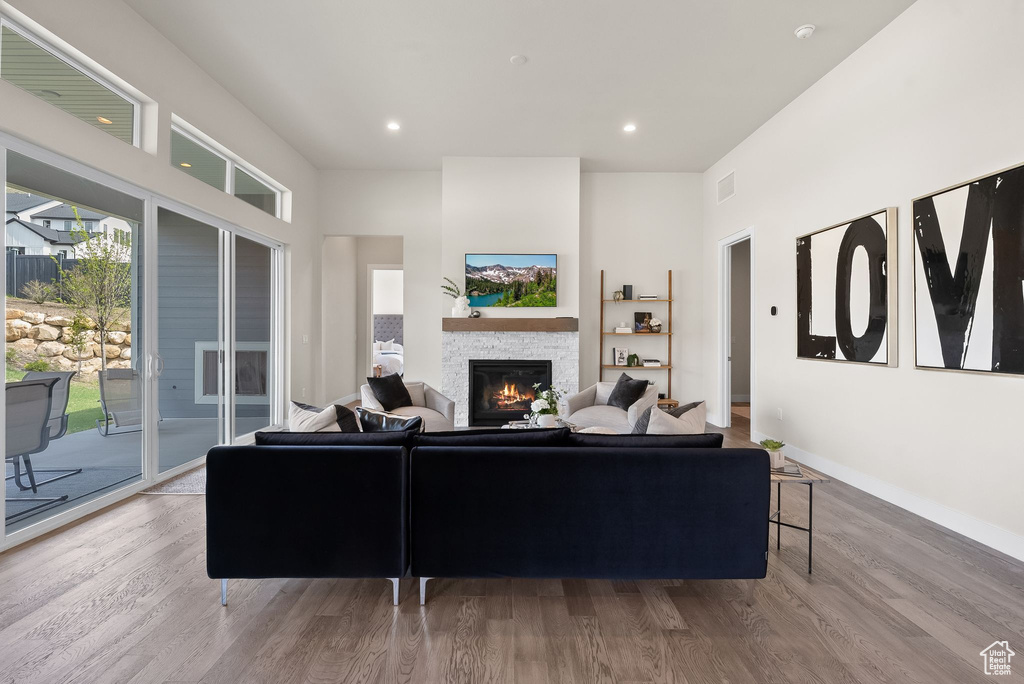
top-left (914, 163), bottom-right (1024, 375)
top-left (796, 208), bottom-right (898, 365)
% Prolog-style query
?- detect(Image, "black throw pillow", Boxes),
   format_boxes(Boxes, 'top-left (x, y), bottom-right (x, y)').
top-left (356, 407), bottom-right (423, 433)
top-left (293, 401), bottom-right (361, 432)
top-left (606, 373), bottom-right (649, 411)
top-left (632, 400), bottom-right (702, 434)
top-left (366, 374), bottom-right (413, 411)
top-left (255, 431), bottom-right (409, 446)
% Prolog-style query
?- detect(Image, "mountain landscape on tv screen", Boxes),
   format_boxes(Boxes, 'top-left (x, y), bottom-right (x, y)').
top-left (465, 256), bottom-right (557, 307)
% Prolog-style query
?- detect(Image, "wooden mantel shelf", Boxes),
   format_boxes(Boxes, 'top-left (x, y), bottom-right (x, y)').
top-left (442, 317), bottom-right (579, 332)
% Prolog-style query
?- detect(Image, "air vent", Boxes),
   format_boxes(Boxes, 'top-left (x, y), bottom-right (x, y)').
top-left (717, 171), bottom-right (736, 204)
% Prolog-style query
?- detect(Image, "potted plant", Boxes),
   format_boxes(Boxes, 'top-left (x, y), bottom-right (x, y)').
top-left (530, 383), bottom-right (564, 427)
top-left (759, 439), bottom-right (786, 469)
top-left (441, 277), bottom-right (471, 317)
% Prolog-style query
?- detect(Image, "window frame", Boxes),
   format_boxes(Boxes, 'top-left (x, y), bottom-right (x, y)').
top-left (170, 117), bottom-right (286, 219)
top-left (0, 16), bottom-right (143, 148)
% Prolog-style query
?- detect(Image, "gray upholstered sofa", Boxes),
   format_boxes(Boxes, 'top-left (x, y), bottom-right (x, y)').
top-left (564, 381), bottom-right (659, 433)
top-left (359, 381), bottom-right (455, 432)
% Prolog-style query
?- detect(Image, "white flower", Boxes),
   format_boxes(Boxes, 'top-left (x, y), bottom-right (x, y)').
top-left (649, 317), bottom-right (662, 326)
top-left (531, 399), bottom-right (550, 413)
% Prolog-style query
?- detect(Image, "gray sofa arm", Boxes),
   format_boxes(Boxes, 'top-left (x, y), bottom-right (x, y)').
top-left (627, 385), bottom-right (660, 427)
top-left (566, 384), bottom-right (598, 416)
top-left (359, 384), bottom-right (384, 411)
top-left (424, 385), bottom-right (456, 425)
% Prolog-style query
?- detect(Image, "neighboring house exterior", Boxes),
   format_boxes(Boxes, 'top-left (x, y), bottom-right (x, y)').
top-left (5, 191), bottom-right (134, 259)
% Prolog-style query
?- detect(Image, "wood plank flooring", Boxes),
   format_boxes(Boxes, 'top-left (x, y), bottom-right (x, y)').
top-left (1, 412), bottom-right (1022, 683)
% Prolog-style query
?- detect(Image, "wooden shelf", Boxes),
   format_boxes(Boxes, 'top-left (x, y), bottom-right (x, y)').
top-left (600, 269), bottom-right (673, 397)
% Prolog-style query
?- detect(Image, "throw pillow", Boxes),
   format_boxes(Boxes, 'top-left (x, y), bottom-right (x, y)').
top-left (594, 381), bottom-right (616, 406)
top-left (606, 373), bottom-right (649, 411)
top-left (366, 373), bottom-right (413, 411)
top-left (646, 401), bottom-right (706, 435)
top-left (631, 400), bottom-right (702, 434)
top-left (289, 402), bottom-right (341, 432)
top-left (381, 339), bottom-right (395, 351)
top-left (404, 381), bottom-right (426, 407)
top-left (355, 407), bottom-right (423, 433)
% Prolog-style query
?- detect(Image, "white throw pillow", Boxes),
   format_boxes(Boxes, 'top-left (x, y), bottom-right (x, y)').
top-left (594, 381), bottom-right (616, 406)
top-left (289, 402), bottom-right (342, 432)
top-left (404, 382), bottom-right (426, 407)
top-left (381, 339), bottom-right (395, 351)
top-left (646, 402), bottom-right (706, 435)
top-left (372, 341), bottom-right (382, 352)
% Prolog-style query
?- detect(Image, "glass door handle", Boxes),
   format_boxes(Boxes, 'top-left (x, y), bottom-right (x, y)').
top-left (151, 353), bottom-right (165, 377)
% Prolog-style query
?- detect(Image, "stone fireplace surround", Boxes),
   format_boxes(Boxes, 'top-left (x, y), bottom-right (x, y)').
top-left (441, 328), bottom-right (580, 427)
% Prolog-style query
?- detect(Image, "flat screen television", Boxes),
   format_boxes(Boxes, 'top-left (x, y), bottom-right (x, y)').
top-left (465, 253), bottom-right (557, 307)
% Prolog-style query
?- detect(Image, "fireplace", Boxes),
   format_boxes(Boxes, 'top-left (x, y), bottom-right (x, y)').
top-left (468, 359), bottom-right (553, 426)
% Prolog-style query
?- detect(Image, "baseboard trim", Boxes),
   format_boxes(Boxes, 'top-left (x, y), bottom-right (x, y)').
top-left (751, 430), bottom-right (1024, 563)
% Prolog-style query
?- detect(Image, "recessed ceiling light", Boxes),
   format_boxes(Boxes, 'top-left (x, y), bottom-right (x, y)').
top-left (179, 162), bottom-right (192, 168)
top-left (509, 54), bottom-right (528, 66)
top-left (623, 123), bottom-right (637, 133)
top-left (387, 121), bottom-right (401, 131)
top-left (794, 24), bottom-right (815, 39)
top-left (96, 116), bottom-right (113, 125)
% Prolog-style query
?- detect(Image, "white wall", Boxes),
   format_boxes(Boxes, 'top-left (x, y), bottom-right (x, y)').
top-left (730, 239), bottom-right (751, 400)
top-left (318, 170), bottom-right (441, 395)
top-left (321, 236), bottom-right (357, 402)
top-left (441, 157), bottom-right (580, 318)
top-left (580, 173), bottom-right (704, 401)
top-left (0, 0), bottom-right (322, 405)
top-left (372, 269), bottom-right (403, 315)
top-left (702, 0), bottom-right (1024, 558)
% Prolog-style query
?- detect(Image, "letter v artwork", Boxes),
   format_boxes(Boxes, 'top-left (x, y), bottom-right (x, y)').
top-left (914, 162), bottom-right (1024, 375)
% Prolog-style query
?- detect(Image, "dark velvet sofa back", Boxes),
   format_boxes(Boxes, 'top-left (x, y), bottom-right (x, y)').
top-left (411, 447), bottom-right (769, 580)
top-left (206, 445), bottom-right (408, 579)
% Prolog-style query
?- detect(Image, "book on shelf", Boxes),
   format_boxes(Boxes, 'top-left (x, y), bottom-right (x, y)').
top-left (642, 359), bottom-right (662, 367)
top-left (638, 294), bottom-right (660, 300)
top-left (613, 327), bottom-right (632, 334)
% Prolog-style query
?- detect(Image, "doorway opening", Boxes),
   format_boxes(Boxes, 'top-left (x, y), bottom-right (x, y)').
top-left (718, 228), bottom-right (755, 434)
top-left (369, 265), bottom-right (404, 378)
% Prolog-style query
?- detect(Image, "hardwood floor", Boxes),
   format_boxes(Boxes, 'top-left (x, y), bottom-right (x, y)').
top-left (1, 415), bottom-right (1022, 683)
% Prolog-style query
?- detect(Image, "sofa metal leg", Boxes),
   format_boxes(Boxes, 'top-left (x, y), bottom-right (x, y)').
top-left (388, 578), bottom-right (400, 606)
top-left (419, 577), bottom-right (432, 606)
top-left (221, 579), bottom-right (228, 606)
top-left (745, 579), bottom-right (756, 606)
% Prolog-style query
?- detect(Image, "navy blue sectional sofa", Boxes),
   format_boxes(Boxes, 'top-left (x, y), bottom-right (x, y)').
top-left (206, 429), bottom-right (770, 606)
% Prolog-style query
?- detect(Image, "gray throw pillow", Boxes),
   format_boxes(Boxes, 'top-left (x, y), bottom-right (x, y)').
top-left (632, 400), bottom-right (703, 434)
top-left (606, 373), bottom-right (649, 411)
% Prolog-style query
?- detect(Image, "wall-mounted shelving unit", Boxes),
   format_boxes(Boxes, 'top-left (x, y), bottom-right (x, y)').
top-left (599, 270), bottom-right (673, 399)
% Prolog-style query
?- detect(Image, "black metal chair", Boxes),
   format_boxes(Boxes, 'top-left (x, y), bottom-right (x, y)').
top-left (17, 370), bottom-right (82, 486)
top-left (96, 369), bottom-right (142, 436)
top-left (5, 377), bottom-right (69, 521)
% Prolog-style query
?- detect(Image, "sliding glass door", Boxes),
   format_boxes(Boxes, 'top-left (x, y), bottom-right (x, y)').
top-left (1, 137), bottom-right (284, 548)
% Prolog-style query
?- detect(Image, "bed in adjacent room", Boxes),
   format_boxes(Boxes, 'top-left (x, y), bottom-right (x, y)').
top-left (372, 314), bottom-right (404, 376)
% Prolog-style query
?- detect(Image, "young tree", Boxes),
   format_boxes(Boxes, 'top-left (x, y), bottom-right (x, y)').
top-left (53, 208), bottom-right (131, 371)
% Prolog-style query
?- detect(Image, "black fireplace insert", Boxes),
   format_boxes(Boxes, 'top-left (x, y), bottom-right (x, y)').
top-left (468, 359), bottom-right (553, 426)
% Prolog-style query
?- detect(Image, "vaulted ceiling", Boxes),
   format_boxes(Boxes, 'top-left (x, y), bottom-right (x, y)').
top-left (124, 0), bottom-right (916, 171)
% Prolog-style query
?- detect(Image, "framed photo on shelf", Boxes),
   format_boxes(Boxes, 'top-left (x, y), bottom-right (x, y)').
top-left (634, 311), bottom-right (653, 332)
top-left (613, 347), bottom-right (629, 366)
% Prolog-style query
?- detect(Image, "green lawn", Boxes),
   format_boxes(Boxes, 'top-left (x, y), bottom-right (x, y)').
top-left (6, 367), bottom-right (103, 435)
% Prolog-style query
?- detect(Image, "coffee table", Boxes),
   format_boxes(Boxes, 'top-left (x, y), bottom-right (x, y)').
top-left (770, 461), bottom-right (829, 574)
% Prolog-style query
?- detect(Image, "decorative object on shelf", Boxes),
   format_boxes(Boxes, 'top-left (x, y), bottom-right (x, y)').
top-left (441, 277), bottom-right (472, 317)
top-left (613, 290), bottom-right (624, 301)
top-left (642, 358), bottom-right (661, 367)
top-left (638, 294), bottom-right (659, 301)
top-left (626, 353), bottom-right (640, 367)
top-left (614, 322), bottom-right (632, 333)
top-left (622, 285), bottom-right (633, 300)
top-left (466, 253), bottom-right (557, 308)
top-left (648, 317), bottom-right (663, 333)
top-left (613, 347), bottom-right (628, 366)
top-left (914, 162), bottom-right (1024, 376)
top-left (634, 311), bottom-right (653, 332)
top-left (796, 208), bottom-right (897, 366)
top-left (469, 310), bottom-right (481, 318)
top-left (599, 269), bottom-right (673, 399)
top-left (760, 438), bottom-right (787, 469)
top-left (529, 383), bottom-right (565, 427)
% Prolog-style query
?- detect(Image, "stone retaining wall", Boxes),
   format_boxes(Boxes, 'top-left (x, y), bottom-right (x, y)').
top-left (5, 308), bottom-right (131, 374)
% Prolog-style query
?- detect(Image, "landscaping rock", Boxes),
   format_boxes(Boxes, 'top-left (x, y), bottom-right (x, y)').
top-left (36, 341), bottom-right (65, 357)
top-left (6, 308), bottom-right (25, 320)
top-left (28, 324), bottom-right (61, 341)
top-left (63, 346), bottom-right (93, 361)
top-left (106, 331), bottom-right (127, 345)
top-left (44, 315), bottom-right (73, 327)
top-left (124, 333), bottom-right (131, 345)
top-left (120, 347), bottom-right (132, 360)
top-left (12, 338), bottom-right (36, 351)
top-left (5, 321), bottom-right (23, 342)
top-left (21, 312), bottom-right (46, 324)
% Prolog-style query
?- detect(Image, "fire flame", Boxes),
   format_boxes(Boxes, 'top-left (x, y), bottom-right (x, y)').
top-left (494, 382), bottom-right (534, 408)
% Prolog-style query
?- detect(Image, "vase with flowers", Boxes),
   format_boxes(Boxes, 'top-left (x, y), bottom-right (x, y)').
top-left (528, 383), bottom-right (565, 427)
top-left (441, 277), bottom-right (471, 317)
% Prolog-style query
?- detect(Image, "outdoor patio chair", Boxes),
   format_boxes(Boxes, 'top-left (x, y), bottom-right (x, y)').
top-left (96, 368), bottom-right (143, 437)
top-left (22, 370), bottom-right (77, 440)
top-left (5, 377), bottom-right (73, 520)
